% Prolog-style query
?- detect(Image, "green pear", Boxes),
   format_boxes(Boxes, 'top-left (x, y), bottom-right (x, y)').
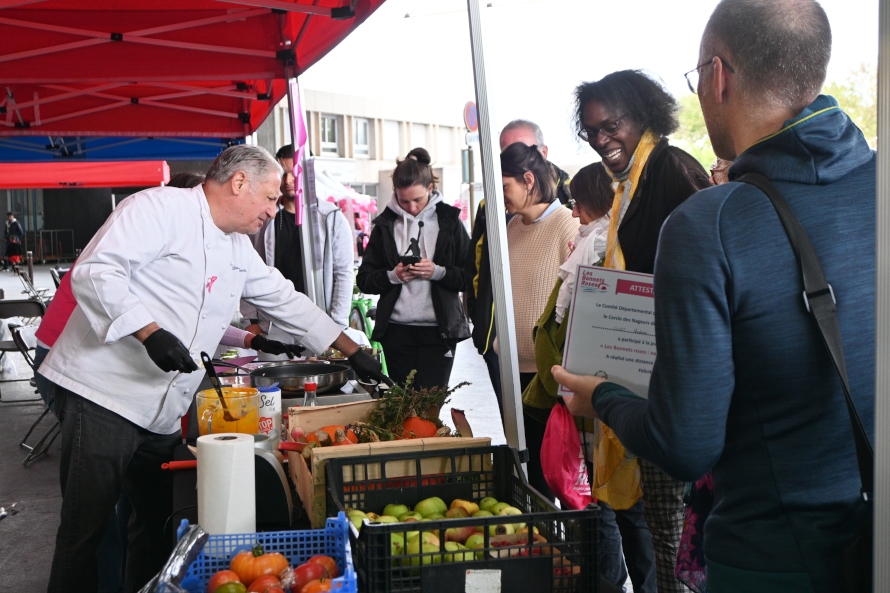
top-left (478, 497), bottom-right (499, 512)
top-left (349, 514), bottom-right (364, 531)
top-left (489, 502), bottom-right (511, 515)
top-left (472, 510), bottom-right (494, 518)
top-left (383, 503), bottom-right (409, 518)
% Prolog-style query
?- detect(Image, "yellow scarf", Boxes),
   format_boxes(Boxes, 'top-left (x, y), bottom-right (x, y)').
top-left (603, 129), bottom-right (660, 270)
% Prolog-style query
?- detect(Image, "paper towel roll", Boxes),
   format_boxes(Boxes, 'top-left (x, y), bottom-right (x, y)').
top-left (197, 433), bottom-right (256, 535)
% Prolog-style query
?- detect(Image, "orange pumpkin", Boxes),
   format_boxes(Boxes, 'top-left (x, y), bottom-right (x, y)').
top-left (229, 545), bottom-right (289, 587)
top-left (399, 417), bottom-right (439, 439)
top-left (306, 425), bottom-right (357, 445)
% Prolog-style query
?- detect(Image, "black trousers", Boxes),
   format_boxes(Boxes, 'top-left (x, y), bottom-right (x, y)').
top-left (378, 323), bottom-right (456, 390)
top-left (49, 388), bottom-right (181, 593)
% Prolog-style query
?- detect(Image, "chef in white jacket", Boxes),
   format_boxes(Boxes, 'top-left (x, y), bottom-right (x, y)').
top-left (41, 145), bottom-right (389, 593)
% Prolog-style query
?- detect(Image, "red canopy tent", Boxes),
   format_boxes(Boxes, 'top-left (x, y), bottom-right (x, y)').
top-left (0, 160), bottom-right (170, 188)
top-left (0, 0), bottom-right (386, 138)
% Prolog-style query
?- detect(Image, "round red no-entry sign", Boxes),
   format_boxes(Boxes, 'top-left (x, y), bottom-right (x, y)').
top-left (464, 101), bottom-right (478, 132)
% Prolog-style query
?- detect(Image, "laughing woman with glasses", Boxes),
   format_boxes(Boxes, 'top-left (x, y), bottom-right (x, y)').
top-left (573, 70), bottom-right (710, 593)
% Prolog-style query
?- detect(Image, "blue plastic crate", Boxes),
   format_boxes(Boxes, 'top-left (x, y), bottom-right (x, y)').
top-left (180, 512), bottom-right (357, 593)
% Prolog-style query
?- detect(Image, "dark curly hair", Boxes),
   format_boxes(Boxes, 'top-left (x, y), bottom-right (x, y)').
top-left (573, 70), bottom-right (679, 139)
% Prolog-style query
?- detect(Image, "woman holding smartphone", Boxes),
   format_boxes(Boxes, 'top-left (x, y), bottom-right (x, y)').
top-left (357, 147), bottom-right (471, 389)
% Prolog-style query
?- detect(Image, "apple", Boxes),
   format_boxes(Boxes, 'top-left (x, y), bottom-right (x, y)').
top-left (498, 506), bottom-right (525, 531)
top-left (444, 541), bottom-right (474, 562)
top-left (383, 503), bottom-right (409, 518)
top-left (426, 512), bottom-right (446, 520)
top-left (414, 497), bottom-right (446, 517)
top-left (478, 497), bottom-right (499, 512)
top-left (391, 533), bottom-right (405, 556)
top-left (517, 526), bottom-right (539, 535)
top-left (472, 510), bottom-right (494, 518)
top-left (399, 512), bottom-right (424, 522)
top-left (348, 514), bottom-right (365, 531)
top-left (489, 502), bottom-right (511, 515)
top-left (402, 540), bottom-right (442, 570)
top-left (487, 523), bottom-right (514, 536)
top-left (465, 533), bottom-right (485, 548)
top-left (444, 526), bottom-right (476, 544)
top-left (407, 531), bottom-right (440, 547)
top-left (418, 522), bottom-right (440, 539)
top-left (445, 507), bottom-right (469, 519)
top-left (449, 499), bottom-right (480, 516)
top-left (374, 515), bottom-right (399, 524)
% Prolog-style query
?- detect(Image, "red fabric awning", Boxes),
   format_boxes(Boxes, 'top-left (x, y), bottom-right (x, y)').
top-left (0, 0), bottom-right (386, 138)
top-left (0, 161), bottom-right (170, 188)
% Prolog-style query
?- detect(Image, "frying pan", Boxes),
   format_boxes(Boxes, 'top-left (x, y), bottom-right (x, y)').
top-left (212, 360), bottom-right (350, 394)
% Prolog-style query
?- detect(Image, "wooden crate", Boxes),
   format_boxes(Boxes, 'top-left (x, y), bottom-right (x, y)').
top-left (286, 401), bottom-right (491, 527)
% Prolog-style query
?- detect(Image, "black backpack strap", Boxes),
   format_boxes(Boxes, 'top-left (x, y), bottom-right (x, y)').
top-left (738, 172), bottom-right (874, 498)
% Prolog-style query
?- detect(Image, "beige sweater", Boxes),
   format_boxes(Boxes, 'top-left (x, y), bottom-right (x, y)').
top-left (507, 206), bottom-right (579, 372)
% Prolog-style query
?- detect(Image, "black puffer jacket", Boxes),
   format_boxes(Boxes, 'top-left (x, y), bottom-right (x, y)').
top-left (357, 202), bottom-right (471, 345)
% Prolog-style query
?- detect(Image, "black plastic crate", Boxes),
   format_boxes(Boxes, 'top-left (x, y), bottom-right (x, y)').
top-left (325, 445), bottom-right (599, 592)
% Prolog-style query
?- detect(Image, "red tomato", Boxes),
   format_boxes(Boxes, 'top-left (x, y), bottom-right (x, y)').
top-left (207, 570), bottom-right (241, 593)
top-left (307, 555), bottom-right (338, 579)
top-left (293, 562), bottom-right (327, 591)
top-left (229, 545), bottom-right (289, 587)
top-left (246, 575), bottom-right (281, 592)
top-left (266, 589), bottom-right (286, 593)
top-left (300, 578), bottom-right (332, 593)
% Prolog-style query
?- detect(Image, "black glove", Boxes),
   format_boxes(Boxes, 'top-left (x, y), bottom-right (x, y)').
top-left (348, 348), bottom-right (393, 387)
top-left (142, 328), bottom-right (199, 373)
top-left (250, 335), bottom-right (305, 358)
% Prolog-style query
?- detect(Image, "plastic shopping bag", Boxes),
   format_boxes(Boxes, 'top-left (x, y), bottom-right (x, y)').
top-left (592, 420), bottom-right (642, 511)
top-left (541, 401), bottom-right (592, 510)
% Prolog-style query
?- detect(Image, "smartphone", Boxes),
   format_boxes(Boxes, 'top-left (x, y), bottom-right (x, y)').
top-left (399, 255), bottom-right (422, 266)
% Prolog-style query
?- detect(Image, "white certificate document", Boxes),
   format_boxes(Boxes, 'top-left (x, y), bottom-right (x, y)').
top-left (559, 266), bottom-right (656, 398)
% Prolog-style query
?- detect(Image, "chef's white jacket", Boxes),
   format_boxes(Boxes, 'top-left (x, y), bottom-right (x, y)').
top-left (40, 185), bottom-right (342, 434)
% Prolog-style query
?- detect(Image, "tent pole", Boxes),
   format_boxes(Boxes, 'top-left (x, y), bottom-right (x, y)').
top-left (874, 0), bottom-right (890, 586)
top-left (465, 0), bottom-right (526, 459)
top-left (286, 77), bottom-right (324, 308)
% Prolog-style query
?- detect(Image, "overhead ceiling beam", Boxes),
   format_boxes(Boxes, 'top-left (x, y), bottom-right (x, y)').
top-left (215, 0), bottom-right (332, 16)
top-left (128, 8), bottom-right (269, 37)
top-left (15, 83), bottom-right (127, 110)
top-left (0, 38), bottom-right (108, 64)
top-left (145, 82), bottom-right (257, 100)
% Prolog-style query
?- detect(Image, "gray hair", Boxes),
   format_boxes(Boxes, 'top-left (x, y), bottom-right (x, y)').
top-left (205, 145), bottom-right (283, 189)
top-left (500, 119), bottom-right (545, 147)
top-left (702, 0), bottom-right (831, 112)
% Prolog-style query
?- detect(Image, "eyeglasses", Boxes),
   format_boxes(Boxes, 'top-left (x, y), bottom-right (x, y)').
top-left (578, 115), bottom-right (627, 144)
top-left (684, 56), bottom-right (735, 94)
